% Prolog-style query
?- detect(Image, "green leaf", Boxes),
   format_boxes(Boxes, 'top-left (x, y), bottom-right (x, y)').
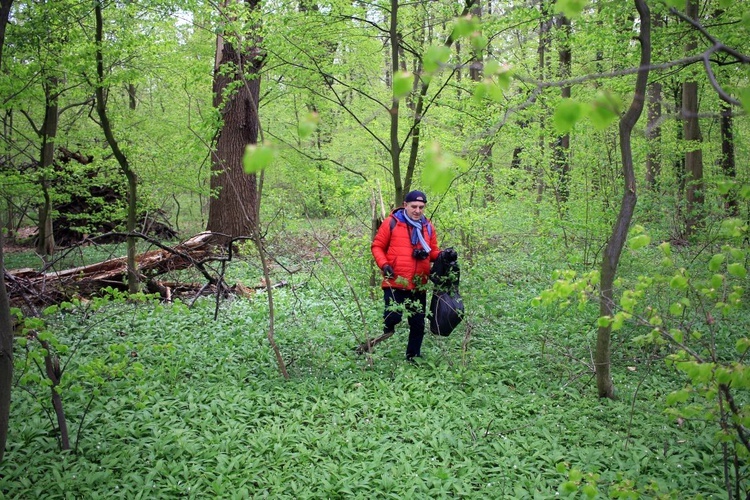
top-left (597, 316), bottom-right (612, 327)
top-left (659, 241), bottom-right (672, 257)
top-left (452, 15), bottom-right (479, 39)
top-left (740, 88), bottom-right (750, 115)
top-left (554, 0), bottom-right (586, 19)
top-left (556, 462), bottom-right (568, 474)
top-left (736, 338), bottom-right (750, 354)
top-left (553, 99), bottom-right (583, 134)
top-left (582, 484), bottom-right (598, 499)
top-left (727, 263), bottom-right (747, 278)
top-left (711, 274), bottom-right (724, 289)
top-left (669, 274), bottom-right (688, 291)
top-left (243, 143), bottom-right (274, 174)
top-left (298, 112), bottom-right (319, 141)
top-left (587, 91), bottom-right (622, 130)
top-left (422, 142), bottom-right (453, 192)
top-left (708, 254), bottom-right (725, 272)
top-left (666, 388), bottom-right (690, 405)
top-left (393, 71), bottom-right (413, 99)
top-left (740, 184), bottom-right (750, 200)
top-left (423, 45), bottom-right (451, 74)
top-left (669, 302), bottom-right (683, 316)
top-left (665, 0), bottom-right (687, 9)
top-left (628, 234), bottom-right (650, 250)
top-left (471, 34), bottom-right (488, 51)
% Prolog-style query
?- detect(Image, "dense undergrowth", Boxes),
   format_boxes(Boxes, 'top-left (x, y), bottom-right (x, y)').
top-left (0, 210), bottom-right (747, 498)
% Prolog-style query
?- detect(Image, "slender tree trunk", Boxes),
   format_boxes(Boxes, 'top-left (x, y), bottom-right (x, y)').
top-left (0, 0), bottom-right (16, 464)
top-left (389, 0), bottom-right (403, 205)
top-left (536, 1), bottom-right (553, 206)
top-left (35, 76), bottom-right (60, 257)
top-left (683, 0), bottom-right (703, 236)
top-left (94, 0), bottom-right (138, 293)
top-left (645, 80), bottom-right (662, 189)
top-left (596, 0), bottom-right (650, 399)
top-left (206, 0), bottom-right (262, 241)
top-left (0, 230), bottom-right (12, 463)
top-left (719, 100), bottom-right (738, 216)
top-left (554, 14), bottom-right (571, 205)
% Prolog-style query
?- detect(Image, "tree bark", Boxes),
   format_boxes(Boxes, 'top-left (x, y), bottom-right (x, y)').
top-left (94, 1), bottom-right (139, 293)
top-left (719, 100), bottom-right (738, 216)
top-left (554, 14), bottom-right (571, 205)
top-left (645, 80), bottom-right (662, 189)
top-left (206, 0), bottom-right (262, 242)
top-left (596, 0), bottom-right (650, 399)
top-left (0, 231), bottom-right (13, 464)
top-left (0, 0), bottom-right (14, 465)
top-left (683, 0), bottom-right (703, 236)
top-left (35, 76), bottom-right (60, 257)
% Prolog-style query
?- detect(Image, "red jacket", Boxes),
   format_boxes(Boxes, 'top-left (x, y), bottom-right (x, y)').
top-left (371, 209), bottom-right (440, 290)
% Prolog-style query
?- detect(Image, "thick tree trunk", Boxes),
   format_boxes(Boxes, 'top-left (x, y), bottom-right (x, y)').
top-left (596, 0), bottom-right (650, 399)
top-left (206, 0), bottom-right (262, 241)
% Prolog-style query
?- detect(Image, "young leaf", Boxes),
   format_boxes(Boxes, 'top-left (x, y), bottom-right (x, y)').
top-left (298, 112), bottom-right (319, 141)
top-left (451, 15), bottom-right (479, 39)
top-left (628, 234), bottom-right (650, 250)
top-left (423, 45), bottom-right (451, 74)
top-left (422, 142), bottom-right (453, 193)
top-left (243, 143), bottom-right (274, 174)
top-left (708, 254), bottom-right (725, 272)
top-left (727, 263), bottom-right (747, 279)
top-left (554, 0), bottom-right (586, 19)
top-left (393, 71), bottom-right (413, 99)
top-left (553, 99), bottom-right (582, 134)
top-left (587, 91), bottom-right (622, 130)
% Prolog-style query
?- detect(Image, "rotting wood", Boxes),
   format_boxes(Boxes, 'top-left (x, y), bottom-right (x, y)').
top-left (5, 232), bottom-right (217, 310)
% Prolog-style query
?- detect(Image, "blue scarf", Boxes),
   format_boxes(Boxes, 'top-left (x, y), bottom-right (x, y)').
top-left (395, 210), bottom-right (431, 253)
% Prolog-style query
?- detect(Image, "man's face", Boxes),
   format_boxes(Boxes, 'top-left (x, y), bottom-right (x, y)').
top-left (403, 201), bottom-right (425, 221)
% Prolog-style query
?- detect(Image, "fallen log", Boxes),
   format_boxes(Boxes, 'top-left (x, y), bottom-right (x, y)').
top-left (5, 232), bottom-right (217, 311)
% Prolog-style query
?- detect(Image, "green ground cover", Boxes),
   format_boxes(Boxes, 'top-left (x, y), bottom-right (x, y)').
top-left (0, 217), bottom-right (745, 498)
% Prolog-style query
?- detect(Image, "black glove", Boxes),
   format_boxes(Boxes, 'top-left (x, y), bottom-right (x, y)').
top-left (441, 248), bottom-right (458, 263)
top-left (382, 264), bottom-right (394, 279)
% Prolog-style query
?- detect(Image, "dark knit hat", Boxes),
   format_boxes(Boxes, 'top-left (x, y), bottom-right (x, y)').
top-left (404, 190), bottom-right (427, 203)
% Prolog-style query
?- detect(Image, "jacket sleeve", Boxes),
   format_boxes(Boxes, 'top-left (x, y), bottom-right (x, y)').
top-left (371, 217), bottom-right (392, 269)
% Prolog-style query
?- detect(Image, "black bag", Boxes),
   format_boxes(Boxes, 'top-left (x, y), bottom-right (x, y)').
top-left (429, 291), bottom-right (464, 336)
top-left (429, 248), bottom-right (464, 336)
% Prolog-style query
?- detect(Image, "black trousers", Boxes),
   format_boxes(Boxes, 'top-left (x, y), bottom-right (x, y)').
top-left (383, 288), bottom-right (427, 358)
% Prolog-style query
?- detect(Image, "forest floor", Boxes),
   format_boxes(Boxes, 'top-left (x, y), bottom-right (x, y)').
top-left (0, 221), bottom-right (744, 498)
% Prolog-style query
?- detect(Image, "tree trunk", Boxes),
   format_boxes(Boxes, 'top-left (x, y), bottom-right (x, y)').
top-left (35, 76), bottom-right (60, 257)
top-left (0, 0), bottom-right (13, 465)
top-left (596, 0), bottom-right (650, 399)
top-left (206, 0), bottom-right (262, 242)
top-left (0, 231), bottom-right (13, 464)
top-left (683, 0), bottom-right (703, 236)
top-left (94, 1), bottom-right (139, 293)
top-left (719, 100), bottom-right (738, 216)
top-left (536, 0), bottom-right (553, 206)
top-left (554, 14), bottom-right (571, 205)
top-left (645, 80), bottom-right (662, 190)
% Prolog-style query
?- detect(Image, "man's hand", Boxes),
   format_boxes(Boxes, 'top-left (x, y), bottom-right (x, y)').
top-left (441, 248), bottom-right (458, 262)
top-left (382, 264), bottom-right (394, 279)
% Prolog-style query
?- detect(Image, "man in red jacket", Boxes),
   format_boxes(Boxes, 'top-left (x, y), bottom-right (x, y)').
top-left (370, 190), bottom-right (440, 362)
